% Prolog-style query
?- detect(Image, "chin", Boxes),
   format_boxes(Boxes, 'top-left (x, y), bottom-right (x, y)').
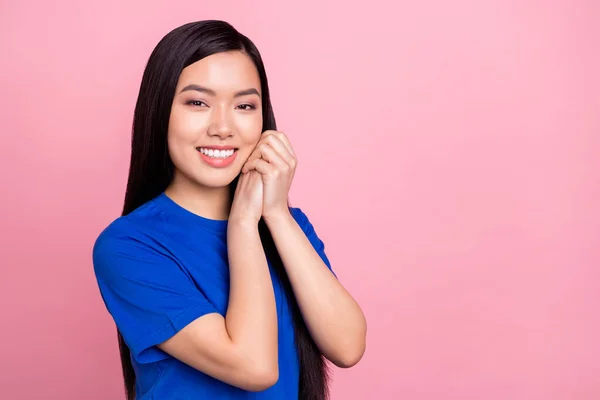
top-left (192, 170), bottom-right (241, 189)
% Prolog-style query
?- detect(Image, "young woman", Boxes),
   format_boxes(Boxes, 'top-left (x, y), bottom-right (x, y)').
top-left (92, 20), bottom-right (366, 399)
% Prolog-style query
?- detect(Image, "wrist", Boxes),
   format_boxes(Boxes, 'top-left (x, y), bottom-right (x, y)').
top-left (228, 214), bottom-right (261, 230)
top-left (263, 207), bottom-right (293, 226)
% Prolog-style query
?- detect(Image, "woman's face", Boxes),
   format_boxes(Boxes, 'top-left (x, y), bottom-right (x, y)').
top-left (168, 51), bottom-right (263, 189)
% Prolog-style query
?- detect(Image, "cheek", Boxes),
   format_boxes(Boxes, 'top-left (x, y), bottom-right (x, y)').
top-left (168, 107), bottom-right (206, 144)
top-left (166, 133), bottom-right (186, 169)
top-left (167, 113), bottom-right (199, 167)
top-left (235, 114), bottom-right (263, 145)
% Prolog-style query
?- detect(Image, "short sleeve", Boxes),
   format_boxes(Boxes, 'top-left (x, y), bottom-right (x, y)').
top-left (92, 224), bottom-right (218, 364)
top-left (290, 207), bottom-right (336, 277)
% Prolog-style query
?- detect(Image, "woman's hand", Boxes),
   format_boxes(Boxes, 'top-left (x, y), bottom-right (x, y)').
top-left (229, 169), bottom-right (264, 225)
top-left (241, 130), bottom-right (297, 221)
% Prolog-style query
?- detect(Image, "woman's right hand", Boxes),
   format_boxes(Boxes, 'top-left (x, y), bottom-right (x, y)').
top-left (229, 171), bottom-right (263, 224)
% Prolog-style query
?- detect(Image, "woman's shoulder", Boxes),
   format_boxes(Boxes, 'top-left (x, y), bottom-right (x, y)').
top-left (93, 197), bottom-right (166, 244)
top-left (288, 206), bottom-right (308, 223)
top-left (92, 216), bottom-right (146, 263)
top-left (288, 206), bottom-right (319, 232)
top-left (92, 204), bottom-right (164, 259)
top-left (91, 211), bottom-right (176, 282)
top-left (94, 215), bottom-right (137, 242)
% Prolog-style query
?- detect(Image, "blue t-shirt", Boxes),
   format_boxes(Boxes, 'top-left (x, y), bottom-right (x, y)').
top-left (92, 192), bottom-right (334, 399)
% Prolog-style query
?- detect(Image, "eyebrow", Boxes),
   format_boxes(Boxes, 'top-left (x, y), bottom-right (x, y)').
top-left (179, 84), bottom-right (260, 98)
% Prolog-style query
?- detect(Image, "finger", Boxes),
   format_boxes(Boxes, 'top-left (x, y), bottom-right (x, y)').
top-left (242, 148), bottom-right (261, 174)
top-left (268, 130), bottom-right (296, 158)
top-left (242, 133), bottom-right (275, 170)
top-left (245, 158), bottom-right (275, 175)
top-left (263, 134), bottom-right (296, 167)
top-left (243, 141), bottom-right (287, 174)
top-left (243, 130), bottom-right (295, 173)
top-left (256, 143), bottom-right (289, 170)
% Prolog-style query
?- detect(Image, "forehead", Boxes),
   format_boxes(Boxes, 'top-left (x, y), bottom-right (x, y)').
top-left (176, 51), bottom-right (261, 93)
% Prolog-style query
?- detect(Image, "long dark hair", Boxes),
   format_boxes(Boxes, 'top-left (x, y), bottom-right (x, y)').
top-left (118, 20), bottom-right (330, 400)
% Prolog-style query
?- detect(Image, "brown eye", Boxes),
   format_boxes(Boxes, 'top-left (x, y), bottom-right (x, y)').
top-left (187, 100), bottom-right (208, 107)
top-left (237, 104), bottom-right (256, 110)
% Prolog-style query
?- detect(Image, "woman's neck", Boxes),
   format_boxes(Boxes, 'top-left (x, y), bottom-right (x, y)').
top-left (164, 175), bottom-right (232, 221)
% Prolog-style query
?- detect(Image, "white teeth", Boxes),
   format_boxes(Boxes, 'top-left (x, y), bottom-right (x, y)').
top-left (199, 148), bottom-right (235, 158)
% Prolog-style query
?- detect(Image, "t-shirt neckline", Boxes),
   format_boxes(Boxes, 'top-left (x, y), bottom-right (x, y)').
top-left (155, 192), bottom-right (229, 234)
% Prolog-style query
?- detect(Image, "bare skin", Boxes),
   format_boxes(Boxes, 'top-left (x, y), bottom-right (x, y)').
top-left (157, 50), bottom-right (366, 391)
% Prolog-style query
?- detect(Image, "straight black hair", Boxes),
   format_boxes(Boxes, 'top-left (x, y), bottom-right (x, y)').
top-left (118, 20), bottom-right (330, 399)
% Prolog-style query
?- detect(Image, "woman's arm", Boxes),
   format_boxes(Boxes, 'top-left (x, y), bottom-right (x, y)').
top-left (242, 130), bottom-right (366, 368)
top-left (225, 217), bottom-right (279, 378)
top-left (157, 172), bottom-right (278, 391)
top-left (157, 219), bottom-right (278, 391)
top-left (265, 211), bottom-right (367, 368)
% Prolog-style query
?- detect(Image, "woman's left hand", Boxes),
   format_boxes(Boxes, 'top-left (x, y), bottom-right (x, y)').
top-left (241, 130), bottom-right (297, 221)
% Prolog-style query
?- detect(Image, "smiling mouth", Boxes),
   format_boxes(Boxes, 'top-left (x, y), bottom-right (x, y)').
top-left (196, 147), bottom-right (238, 159)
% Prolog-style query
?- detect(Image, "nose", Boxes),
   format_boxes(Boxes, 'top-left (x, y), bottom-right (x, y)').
top-left (207, 105), bottom-right (233, 139)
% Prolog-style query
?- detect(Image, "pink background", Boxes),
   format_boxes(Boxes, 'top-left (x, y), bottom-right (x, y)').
top-left (2, 1), bottom-right (599, 399)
